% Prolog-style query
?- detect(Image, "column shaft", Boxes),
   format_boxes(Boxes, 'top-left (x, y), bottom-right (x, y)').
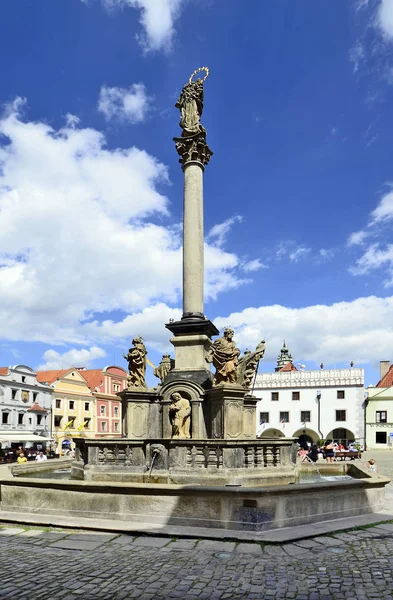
top-left (183, 161), bottom-right (204, 317)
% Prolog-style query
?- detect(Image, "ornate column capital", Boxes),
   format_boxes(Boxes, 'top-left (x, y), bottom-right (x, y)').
top-left (173, 132), bottom-right (213, 168)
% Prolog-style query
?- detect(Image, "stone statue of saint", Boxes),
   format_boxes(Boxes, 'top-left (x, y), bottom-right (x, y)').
top-left (175, 78), bottom-right (205, 137)
top-left (206, 327), bottom-right (241, 385)
top-left (169, 392), bottom-right (191, 439)
top-left (237, 340), bottom-right (266, 389)
top-left (123, 337), bottom-right (147, 389)
top-left (154, 354), bottom-right (174, 384)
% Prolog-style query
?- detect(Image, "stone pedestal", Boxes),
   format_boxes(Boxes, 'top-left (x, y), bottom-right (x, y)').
top-left (119, 389), bottom-right (162, 439)
top-left (205, 384), bottom-right (249, 440)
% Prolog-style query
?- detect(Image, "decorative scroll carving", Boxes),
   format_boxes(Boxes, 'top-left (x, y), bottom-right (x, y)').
top-left (153, 353), bottom-right (174, 384)
top-left (169, 392), bottom-right (191, 439)
top-left (123, 337), bottom-right (147, 390)
top-left (206, 327), bottom-right (241, 385)
top-left (174, 67), bottom-right (213, 167)
top-left (237, 340), bottom-right (266, 389)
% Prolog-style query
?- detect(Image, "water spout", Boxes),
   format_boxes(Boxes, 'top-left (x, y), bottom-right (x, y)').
top-left (147, 449), bottom-right (159, 482)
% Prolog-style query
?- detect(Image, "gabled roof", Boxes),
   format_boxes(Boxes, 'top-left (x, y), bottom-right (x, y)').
top-left (81, 369), bottom-right (104, 392)
top-left (0, 367), bottom-right (9, 376)
top-left (278, 361), bottom-right (298, 372)
top-left (36, 370), bottom-right (68, 385)
top-left (376, 363), bottom-right (393, 388)
top-left (27, 403), bottom-right (48, 413)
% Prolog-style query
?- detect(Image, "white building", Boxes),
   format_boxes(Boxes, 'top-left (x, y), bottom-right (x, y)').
top-left (254, 344), bottom-right (365, 447)
top-left (0, 365), bottom-right (53, 447)
top-left (365, 361), bottom-right (393, 450)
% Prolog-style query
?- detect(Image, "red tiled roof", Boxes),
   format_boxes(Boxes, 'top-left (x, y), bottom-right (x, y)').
top-left (279, 362), bottom-right (298, 372)
top-left (36, 370), bottom-right (69, 385)
top-left (0, 367), bottom-right (9, 376)
top-left (27, 402), bottom-right (48, 413)
top-left (376, 363), bottom-right (393, 387)
top-left (81, 369), bottom-right (104, 392)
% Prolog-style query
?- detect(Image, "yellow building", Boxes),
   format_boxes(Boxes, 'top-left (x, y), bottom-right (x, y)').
top-left (37, 368), bottom-right (95, 454)
top-left (366, 361), bottom-right (393, 450)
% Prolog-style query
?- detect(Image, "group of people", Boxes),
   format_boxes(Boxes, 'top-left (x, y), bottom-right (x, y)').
top-left (298, 440), bottom-right (359, 463)
top-left (2, 446), bottom-right (48, 464)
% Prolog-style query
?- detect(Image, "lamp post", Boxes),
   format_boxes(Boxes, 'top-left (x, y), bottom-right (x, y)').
top-left (316, 389), bottom-right (323, 440)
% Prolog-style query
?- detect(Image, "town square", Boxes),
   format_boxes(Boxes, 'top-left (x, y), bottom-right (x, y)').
top-left (1, 1), bottom-right (393, 599)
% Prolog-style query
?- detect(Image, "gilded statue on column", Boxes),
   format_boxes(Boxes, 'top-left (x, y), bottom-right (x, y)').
top-left (169, 392), bottom-right (191, 439)
top-left (174, 67), bottom-right (213, 166)
top-left (123, 337), bottom-right (147, 390)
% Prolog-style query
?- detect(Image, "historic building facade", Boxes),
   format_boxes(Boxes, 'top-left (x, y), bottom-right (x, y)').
top-left (254, 345), bottom-right (365, 447)
top-left (37, 368), bottom-right (95, 453)
top-left (83, 366), bottom-right (126, 438)
top-left (0, 365), bottom-right (52, 446)
top-left (365, 361), bottom-right (393, 450)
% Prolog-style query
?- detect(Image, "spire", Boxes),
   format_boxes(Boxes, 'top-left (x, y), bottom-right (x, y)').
top-left (275, 340), bottom-right (293, 371)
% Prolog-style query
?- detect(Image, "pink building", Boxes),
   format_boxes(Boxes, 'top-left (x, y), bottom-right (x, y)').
top-left (83, 366), bottom-right (127, 438)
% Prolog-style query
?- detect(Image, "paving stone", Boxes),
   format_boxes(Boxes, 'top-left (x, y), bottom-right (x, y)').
top-left (0, 528), bottom-right (24, 536)
top-left (196, 540), bottom-right (235, 552)
top-left (19, 529), bottom-right (46, 537)
top-left (131, 536), bottom-right (171, 548)
top-left (49, 539), bottom-right (107, 550)
top-left (37, 531), bottom-right (69, 540)
top-left (110, 534), bottom-right (135, 545)
top-left (64, 533), bottom-right (117, 543)
top-left (167, 539), bottom-right (198, 550)
top-left (294, 539), bottom-right (320, 548)
top-left (282, 543), bottom-right (309, 556)
top-left (235, 543), bottom-right (262, 555)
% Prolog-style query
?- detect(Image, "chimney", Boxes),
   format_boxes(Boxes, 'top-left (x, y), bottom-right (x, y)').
top-left (380, 361), bottom-right (390, 380)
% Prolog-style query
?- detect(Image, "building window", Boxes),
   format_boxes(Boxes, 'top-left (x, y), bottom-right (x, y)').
top-left (69, 401), bottom-right (75, 410)
top-left (2, 412), bottom-right (9, 424)
top-left (33, 392), bottom-right (38, 401)
top-left (114, 406), bottom-right (119, 417)
top-left (259, 412), bottom-right (269, 424)
top-left (54, 416), bottom-right (62, 427)
top-left (21, 376), bottom-right (25, 383)
top-left (100, 406), bottom-right (106, 416)
top-left (376, 431), bottom-right (387, 444)
top-left (55, 399), bottom-right (61, 409)
top-left (292, 391), bottom-right (300, 401)
top-left (68, 417), bottom-right (75, 428)
top-left (11, 389), bottom-right (17, 400)
top-left (114, 422), bottom-right (119, 433)
top-left (335, 410), bottom-right (346, 422)
top-left (18, 413), bottom-right (24, 425)
top-left (280, 412), bottom-right (289, 423)
top-left (113, 383), bottom-right (120, 392)
top-left (84, 402), bottom-right (90, 411)
top-left (376, 411), bottom-right (387, 423)
top-left (84, 418), bottom-right (90, 429)
top-left (101, 422), bottom-right (107, 432)
top-left (28, 417), bottom-right (32, 425)
top-left (271, 392), bottom-right (279, 401)
top-left (37, 415), bottom-right (43, 426)
top-left (301, 411), bottom-right (311, 423)
top-left (337, 390), bottom-right (345, 399)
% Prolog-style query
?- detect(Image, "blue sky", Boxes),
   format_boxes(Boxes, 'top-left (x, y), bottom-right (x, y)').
top-left (0, 0), bottom-right (393, 385)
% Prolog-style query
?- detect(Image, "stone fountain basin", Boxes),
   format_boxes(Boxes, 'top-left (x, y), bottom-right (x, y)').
top-left (0, 463), bottom-right (388, 533)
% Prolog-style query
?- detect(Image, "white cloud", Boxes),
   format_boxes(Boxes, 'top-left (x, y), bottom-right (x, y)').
top-left (347, 230), bottom-right (369, 246)
top-left (289, 246), bottom-right (311, 263)
top-left (214, 295), bottom-right (393, 366)
top-left (349, 40), bottom-right (365, 73)
top-left (207, 215), bottom-right (243, 248)
top-left (241, 259), bottom-right (267, 273)
top-left (37, 346), bottom-right (106, 370)
top-left (378, 0), bottom-right (393, 40)
top-left (276, 241), bottom-right (311, 263)
top-left (99, 0), bottom-right (184, 51)
top-left (98, 83), bottom-right (151, 123)
top-left (0, 99), bottom-right (244, 346)
top-left (370, 189), bottom-right (393, 222)
top-left (319, 248), bottom-right (336, 260)
top-left (350, 244), bottom-right (393, 286)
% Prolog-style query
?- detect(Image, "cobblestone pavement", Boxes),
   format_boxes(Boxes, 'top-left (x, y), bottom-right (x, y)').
top-left (1, 451), bottom-right (393, 599)
top-left (1, 522), bottom-right (393, 600)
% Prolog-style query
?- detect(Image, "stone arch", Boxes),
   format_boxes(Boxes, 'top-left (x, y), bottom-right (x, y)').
top-left (160, 380), bottom-right (205, 439)
top-left (325, 427), bottom-right (355, 446)
top-left (258, 427), bottom-right (285, 439)
top-left (292, 428), bottom-right (320, 445)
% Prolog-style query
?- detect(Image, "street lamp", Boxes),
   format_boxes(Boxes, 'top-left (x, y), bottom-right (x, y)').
top-left (316, 389), bottom-right (323, 439)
